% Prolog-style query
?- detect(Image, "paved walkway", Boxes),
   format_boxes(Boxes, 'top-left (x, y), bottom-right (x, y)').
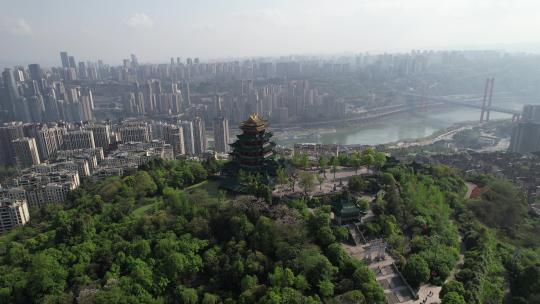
top-left (273, 166), bottom-right (367, 197)
top-left (464, 182), bottom-right (477, 199)
top-left (343, 240), bottom-right (417, 304)
top-left (414, 285), bottom-right (441, 304)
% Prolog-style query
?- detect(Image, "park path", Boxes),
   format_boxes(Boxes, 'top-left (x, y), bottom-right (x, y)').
top-left (464, 182), bottom-right (477, 199)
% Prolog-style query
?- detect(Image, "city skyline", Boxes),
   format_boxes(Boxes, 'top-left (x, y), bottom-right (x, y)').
top-left (2, 0), bottom-right (540, 67)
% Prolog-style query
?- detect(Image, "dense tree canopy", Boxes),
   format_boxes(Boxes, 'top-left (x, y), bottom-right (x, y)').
top-left (0, 159), bottom-right (384, 304)
top-left (2, 155), bottom-right (539, 304)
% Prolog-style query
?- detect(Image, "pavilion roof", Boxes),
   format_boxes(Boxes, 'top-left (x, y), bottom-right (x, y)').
top-left (241, 113), bottom-right (267, 128)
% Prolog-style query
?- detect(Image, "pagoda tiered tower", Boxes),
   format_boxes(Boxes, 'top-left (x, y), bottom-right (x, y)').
top-left (229, 113), bottom-right (276, 172)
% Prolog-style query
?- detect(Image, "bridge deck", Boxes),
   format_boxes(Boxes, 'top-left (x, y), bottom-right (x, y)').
top-left (404, 93), bottom-right (521, 115)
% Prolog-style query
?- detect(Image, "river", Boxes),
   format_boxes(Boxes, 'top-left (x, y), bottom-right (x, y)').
top-left (274, 97), bottom-right (539, 146)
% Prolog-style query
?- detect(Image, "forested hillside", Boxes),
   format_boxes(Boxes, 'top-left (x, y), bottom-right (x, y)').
top-left (0, 159), bottom-right (384, 304)
top-left (1, 158), bottom-right (539, 304)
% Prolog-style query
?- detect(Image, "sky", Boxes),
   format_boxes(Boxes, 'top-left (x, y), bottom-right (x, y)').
top-left (1, 0), bottom-right (540, 67)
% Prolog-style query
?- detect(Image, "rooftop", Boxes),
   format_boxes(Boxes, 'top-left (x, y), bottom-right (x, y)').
top-left (241, 113), bottom-right (267, 128)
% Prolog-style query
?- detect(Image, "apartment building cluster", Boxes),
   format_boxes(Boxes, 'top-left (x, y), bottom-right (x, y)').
top-left (0, 116), bottom-right (214, 234)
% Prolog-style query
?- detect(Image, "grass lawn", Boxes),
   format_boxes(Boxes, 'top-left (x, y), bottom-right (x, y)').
top-left (185, 179), bottom-right (221, 197)
top-left (185, 180), bottom-right (208, 190)
top-left (132, 203), bottom-right (159, 217)
top-left (131, 179), bottom-right (223, 217)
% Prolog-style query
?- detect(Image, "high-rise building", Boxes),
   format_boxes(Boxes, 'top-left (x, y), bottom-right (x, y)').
top-left (27, 95), bottom-right (45, 122)
top-left (57, 148), bottom-right (103, 173)
top-left (43, 92), bottom-right (60, 122)
top-left (78, 62), bottom-right (88, 80)
top-left (35, 124), bottom-right (66, 161)
top-left (159, 123), bottom-right (185, 155)
top-left (522, 105), bottom-right (540, 122)
top-left (60, 51), bottom-right (70, 69)
top-left (0, 198), bottom-right (30, 234)
top-left (68, 56), bottom-right (76, 69)
top-left (55, 87), bottom-right (94, 122)
top-left (64, 68), bottom-right (77, 81)
top-left (12, 171), bottom-right (80, 209)
top-left (0, 122), bottom-right (24, 165)
top-left (63, 130), bottom-right (96, 150)
top-left (213, 116), bottom-right (230, 153)
top-left (130, 54), bottom-right (138, 67)
top-left (509, 105), bottom-right (540, 153)
top-left (2, 68), bottom-right (20, 118)
top-left (12, 137), bottom-right (41, 168)
top-left (185, 81), bottom-right (191, 105)
top-left (179, 121), bottom-right (195, 154)
top-left (84, 123), bottom-right (111, 150)
top-left (118, 122), bottom-right (152, 143)
top-left (78, 88), bottom-right (94, 121)
top-left (28, 64), bottom-right (43, 82)
top-left (193, 116), bottom-right (207, 154)
top-left (274, 107), bottom-right (289, 124)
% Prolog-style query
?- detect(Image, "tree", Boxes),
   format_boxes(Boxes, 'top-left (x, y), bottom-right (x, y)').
top-left (470, 179), bottom-right (527, 232)
top-left (299, 172), bottom-right (315, 195)
top-left (441, 281), bottom-right (465, 299)
top-left (276, 166), bottom-right (288, 186)
top-left (202, 293), bottom-right (220, 304)
top-left (380, 172), bottom-right (396, 187)
top-left (373, 152), bottom-right (387, 171)
top-left (217, 189), bottom-right (227, 204)
top-left (318, 156), bottom-right (328, 177)
top-left (295, 249), bottom-right (337, 287)
top-left (326, 243), bottom-right (347, 270)
top-left (318, 279), bottom-right (334, 297)
top-left (0, 165), bottom-right (17, 184)
top-left (0, 158), bottom-right (391, 304)
top-left (317, 174), bottom-right (325, 191)
top-left (357, 198), bottom-right (369, 212)
top-left (361, 152), bottom-right (375, 172)
top-left (292, 153), bottom-right (309, 169)
top-left (177, 286), bottom-right (198, 304)
top-left (301, 154), bottom-right (310, 170)
top-left (131, 171), bottom-right (157, 197)
top-left (189, 161), bottom-right (208, 182)
top-left (268, 266), bottom-right (295, 288)
top-left (402, 254), bottom-right (430, 288)
top-left (289, 171), bottom-right (298, 192)
top-left (441, 291), bottom-right (466, 304)
top-left (510, 264), bottom-right (540, 303)
top-left (330, 157), bottom-right (339, 180)
top-left (348, 175), bottom-right (366, 192)
top-left (241, 274), bottom-right (258, 291)
top-left (28, 252), bottom-right (68, 300)
top-left (316, 226), bottom-right (336, 246)
top-left (204, 158), bottom-right (222, 175)
top-left (238, 169), bottom-right (248, 183)
top-left (334, 290), bottom-right (366, 304)
top-left (350, 152), bottom-right (362, 174)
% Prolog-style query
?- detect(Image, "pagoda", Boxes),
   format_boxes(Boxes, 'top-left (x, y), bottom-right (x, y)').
top-left (229, 113), bottom-right (276, 173)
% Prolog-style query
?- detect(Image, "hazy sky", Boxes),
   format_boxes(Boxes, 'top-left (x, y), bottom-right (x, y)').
top-left (1, 0), bottom-right (540, 66)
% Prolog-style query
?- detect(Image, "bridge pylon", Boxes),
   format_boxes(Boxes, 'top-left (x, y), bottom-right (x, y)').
top-left (480, 78), bottom-right (495, 122)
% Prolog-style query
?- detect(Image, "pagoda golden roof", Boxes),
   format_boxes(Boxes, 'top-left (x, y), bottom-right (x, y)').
top-left (241, 113), bottom-right (267, 127)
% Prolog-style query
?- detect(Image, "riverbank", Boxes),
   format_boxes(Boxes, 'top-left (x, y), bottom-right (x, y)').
top-left (273, 103), bottom-right (514, 147)
top-left (385, 121), bottom-right (479, 149)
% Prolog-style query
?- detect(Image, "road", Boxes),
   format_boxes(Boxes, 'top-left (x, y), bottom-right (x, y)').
top-left (388, 125), bottom-right (473, 149)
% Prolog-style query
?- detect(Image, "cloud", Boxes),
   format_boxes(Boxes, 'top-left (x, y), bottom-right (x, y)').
top-left (126, 13), bottom-right (154, 29)
top-left (9, 18), bottom-right (32, 35)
